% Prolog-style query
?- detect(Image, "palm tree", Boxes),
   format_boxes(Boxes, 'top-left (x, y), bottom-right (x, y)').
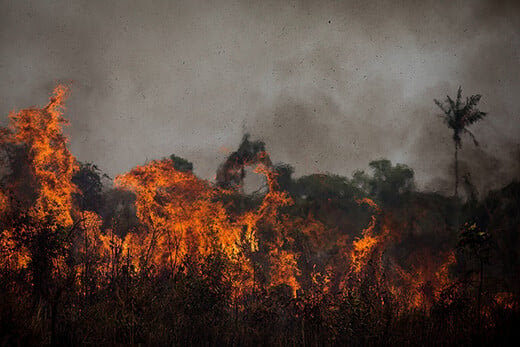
top-left (434, 86), bottom-right (487, 197)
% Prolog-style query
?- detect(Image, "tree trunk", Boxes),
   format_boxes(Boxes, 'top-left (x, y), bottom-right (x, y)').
top-left (85, 225), bottom-right (89, 298)
top-left (50, 288), bottom-right (62, 346)
top-left (301, 317), bottom-right (306, 347)
top-left (454, 142), bottom-right (459, 198)
top-left (477, 257), bottom-right (483, 329)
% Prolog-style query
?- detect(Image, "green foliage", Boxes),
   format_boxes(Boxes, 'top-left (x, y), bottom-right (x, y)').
top-left (296, 173), bottom-right (361, 201)
top-left (352, 159), bottom-right (415, 206)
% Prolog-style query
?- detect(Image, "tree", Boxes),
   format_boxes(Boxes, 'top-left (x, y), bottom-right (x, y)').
top-left (216, 134), bottom-right (271, 190)
top-left (169, 154), bottom-right (193, 172)
top-left (458, 222), bottom-right (492, 329)
top-left (434, 87), bottom-right (487, 197)
top-left (352, 159), bottom-right (414, 207)
top-left (72, 162), bottom-right (108, 213)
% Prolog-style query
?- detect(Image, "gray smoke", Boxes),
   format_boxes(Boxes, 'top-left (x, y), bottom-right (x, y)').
top-left (0, 0), bottom-right (518, 194)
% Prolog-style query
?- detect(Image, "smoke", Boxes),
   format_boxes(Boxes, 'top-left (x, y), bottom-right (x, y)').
top-left (0, 0), bottom-right (518, 194)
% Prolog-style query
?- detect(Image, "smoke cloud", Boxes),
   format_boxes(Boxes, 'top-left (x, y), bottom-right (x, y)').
top-left (1, 0), bottom-right (518, 194)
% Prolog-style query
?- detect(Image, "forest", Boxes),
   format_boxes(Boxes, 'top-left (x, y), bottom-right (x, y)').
top-left (0, 85), bottom-right (519, 346)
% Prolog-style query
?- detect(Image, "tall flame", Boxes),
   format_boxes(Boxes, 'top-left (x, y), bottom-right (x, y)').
top-left (7, 85), bottom-right (77, 228)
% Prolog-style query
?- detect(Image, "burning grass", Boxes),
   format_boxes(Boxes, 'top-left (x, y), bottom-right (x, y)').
top-left (0, 86), bottom-right (519, 345)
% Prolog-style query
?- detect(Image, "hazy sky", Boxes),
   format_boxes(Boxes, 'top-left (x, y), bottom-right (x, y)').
top-left (1, 0), bottom-right (519, 194)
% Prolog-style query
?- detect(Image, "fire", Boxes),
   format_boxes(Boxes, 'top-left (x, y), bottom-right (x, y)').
top-left (115, 159), bottom-right (242, 275)
top-left (391, 250), bottom-right (457, 310)
top-left (0, 85), bottom-right (516, 344)
top-left (494, 292), bottom-right (517, 310)
top-left (349, 198), bottom-right (384, 274)
top-left (0, 85), bottom-right (456, 305)
top-left (7, 85), bottom-right (77, 228)
top-left (0, 85), bottom-right (78, 279)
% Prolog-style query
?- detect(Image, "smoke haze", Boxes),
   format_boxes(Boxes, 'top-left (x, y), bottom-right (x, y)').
top-left (1, 0), bottom-right (519, 194)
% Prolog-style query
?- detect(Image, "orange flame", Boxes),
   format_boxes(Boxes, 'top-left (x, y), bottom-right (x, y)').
top-left (8, 85), bottom-right (78, 228)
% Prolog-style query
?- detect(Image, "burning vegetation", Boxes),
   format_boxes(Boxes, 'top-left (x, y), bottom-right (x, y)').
top-left (0, 86), bottom-right (519, 345)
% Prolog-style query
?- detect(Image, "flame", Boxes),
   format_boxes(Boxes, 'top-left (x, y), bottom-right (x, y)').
top-left (74, 211), bottom-right (114, 290)
top-left (494, 292), bottom-right (517, 310)
top-left (0, 228), bottom-right (31, 270)
top-left (116, 159), bottom-right (242, 275)
top-left (0, 85), bottom-right (78, 281)
top-left (269, 248), bottom-right (301, 296)
top-left (0, 84), bottom-right (514, 338)
top-left (349, 198), bottom-right (384, 274)
top-left (7, 85), bottom-right (78, 228)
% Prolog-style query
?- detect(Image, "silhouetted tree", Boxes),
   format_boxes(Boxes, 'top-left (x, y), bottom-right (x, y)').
top-left (169, 154), bottom-right (193, 172)
top-left (273, 163), bottom-right (294, 193)
top-left (72, 162), bottom-right (108, 213)
top-left (216, 134), bottom-right (271, 190)
top-left (458, 222), bottom-right (492, 329)
top-left (434, 87), bottom-right (487, 197)
top-left (352, 159), bottom-right (414, 206)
